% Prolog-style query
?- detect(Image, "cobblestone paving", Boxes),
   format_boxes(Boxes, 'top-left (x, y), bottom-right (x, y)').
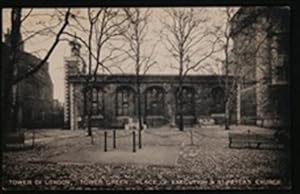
top-left (2, 127), bottom-right (291, 190)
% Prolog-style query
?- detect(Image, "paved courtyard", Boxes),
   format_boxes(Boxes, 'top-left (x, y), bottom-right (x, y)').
top-left (2, 126), bottom-right (291, 190)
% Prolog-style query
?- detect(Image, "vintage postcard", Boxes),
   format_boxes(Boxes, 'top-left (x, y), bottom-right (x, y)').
top-left (1, 5), bottom-right (292, 191)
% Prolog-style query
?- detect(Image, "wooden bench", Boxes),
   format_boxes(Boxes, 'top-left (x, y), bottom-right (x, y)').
top-left (228, 131), bottom-right (278, 149)
top-left (4, 131), bottom-right (25, 149)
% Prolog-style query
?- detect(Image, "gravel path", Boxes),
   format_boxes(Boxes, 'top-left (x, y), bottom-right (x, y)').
top-left (2, 127), bottom-right (291, 190)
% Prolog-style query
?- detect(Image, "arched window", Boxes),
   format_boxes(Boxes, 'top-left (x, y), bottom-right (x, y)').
top-left (211, 87), bottom-right (225, 113)
top-left (176, 87), bottom-right (195, 116)
top-left (90, 87), bottom-right (104, 116)
top-left (116, 86), bottom-right (135, 116)
top-left (145, 87), bottom-right (165, 116)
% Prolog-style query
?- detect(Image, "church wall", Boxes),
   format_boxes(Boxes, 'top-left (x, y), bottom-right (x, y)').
top-left (69, 75), bottom-right (237, 129)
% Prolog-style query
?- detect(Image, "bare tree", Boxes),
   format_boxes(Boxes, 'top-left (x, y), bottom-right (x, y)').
top-left (117, 8), bottom-right (157, 148)
top-left (1, 8), bottom-right (70, 146)
top-left (160, 8), bottom-right (220, 132)
top-left (63, 8), bottom-right (128, 142)
top-left (208, 7), bottom-right (238, 130)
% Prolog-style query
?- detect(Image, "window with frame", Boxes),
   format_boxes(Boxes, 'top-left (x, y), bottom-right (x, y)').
top-left (40, 90), bottom-right (45, 100)
top-left (176, 87), bottom-right (195, 116)
top-left (116, 87), bottom-right (135, 116)
top-left (211, 87), bottom-right (225, 113)
top-left (271, 32), bottom-right (289, 84)
top-left (274, 54), bottom-right (288, 82)
top-left (41, 111), bottom-right (46, 121)
top-left (31, 110), bottom-right (36, 120)
top-left (145, 87), bottom-right (164, 116)
top-left (88, 87), bottom-right (104, 116)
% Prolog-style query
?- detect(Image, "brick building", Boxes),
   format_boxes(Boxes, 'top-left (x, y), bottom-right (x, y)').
top-left (1, 33), bottom-right (64, 129)
top-left (64, 41), bottom-right (238, 130)
top-left (17, 51), bottom-right (55, 128)
top-left (230, 7), bottom-right (290, 128)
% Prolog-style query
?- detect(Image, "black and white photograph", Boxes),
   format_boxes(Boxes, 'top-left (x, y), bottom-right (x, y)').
top-left (1, 5), bottom-right (292, 190)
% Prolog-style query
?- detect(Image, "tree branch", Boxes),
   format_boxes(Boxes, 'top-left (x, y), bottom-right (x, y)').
top-left (12, 8), bottom-right (71, 85)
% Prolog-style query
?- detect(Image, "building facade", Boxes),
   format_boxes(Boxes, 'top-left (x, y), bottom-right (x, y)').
top-left (17, 52), bottom-right (55, 128)
top-left (230, 7), bottom-right (290, 128)
top-left (63, 41), bottom-right (238, 130)
top-left (2, 33), bottom-right (64, 129)
top-left (65, 74), bottom-right (238, 130)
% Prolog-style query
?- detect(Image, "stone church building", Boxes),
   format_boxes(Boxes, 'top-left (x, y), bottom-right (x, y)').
top-left (64, 42), bottom-right (238, 130)
top-left (63, 7), bottom-right (290, 130)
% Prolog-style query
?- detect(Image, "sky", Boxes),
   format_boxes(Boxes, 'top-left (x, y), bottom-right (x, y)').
top-left (2, 7), bottom-right (238, 103)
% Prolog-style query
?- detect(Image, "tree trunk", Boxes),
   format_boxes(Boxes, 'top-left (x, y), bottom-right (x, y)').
top-left (190, 128), bottom-right (194, 145)
top-left (178, 49), bottom-right (184, 131)
top-left (3, 8), bottom-right (22, 144)
top-left (83, 88), bottom-right (87, 129)
top-left (2, 90), bottom-right (13, 147)
top-left (87, 114), bottom-right (92, 136)
top-left (137, 76), bottom-right (142, 130)
top-left (178, 86), bottom-right (184, 131)
top-left (87, 88), bottom-right (92, 137)
top-left (179, 102), bottom-right (184, 131)
top-left (136, 73), bottom-right (143, 149)
top-left (225, 100), bottom-right (230, 130)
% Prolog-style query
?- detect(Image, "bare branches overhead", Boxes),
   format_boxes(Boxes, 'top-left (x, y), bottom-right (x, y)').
top-left (116, 8), bottom-right (157, 133)
top-left (12, 8), bottom-right (71, 85)
top-left (118, 8), bottom-right (157, 75)
top-left (160, 8), bottom-right (220, 78)
top-left (159, 8), bottom-right (222, 131)
top-left (64, 8), bottom-right (129, 77)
